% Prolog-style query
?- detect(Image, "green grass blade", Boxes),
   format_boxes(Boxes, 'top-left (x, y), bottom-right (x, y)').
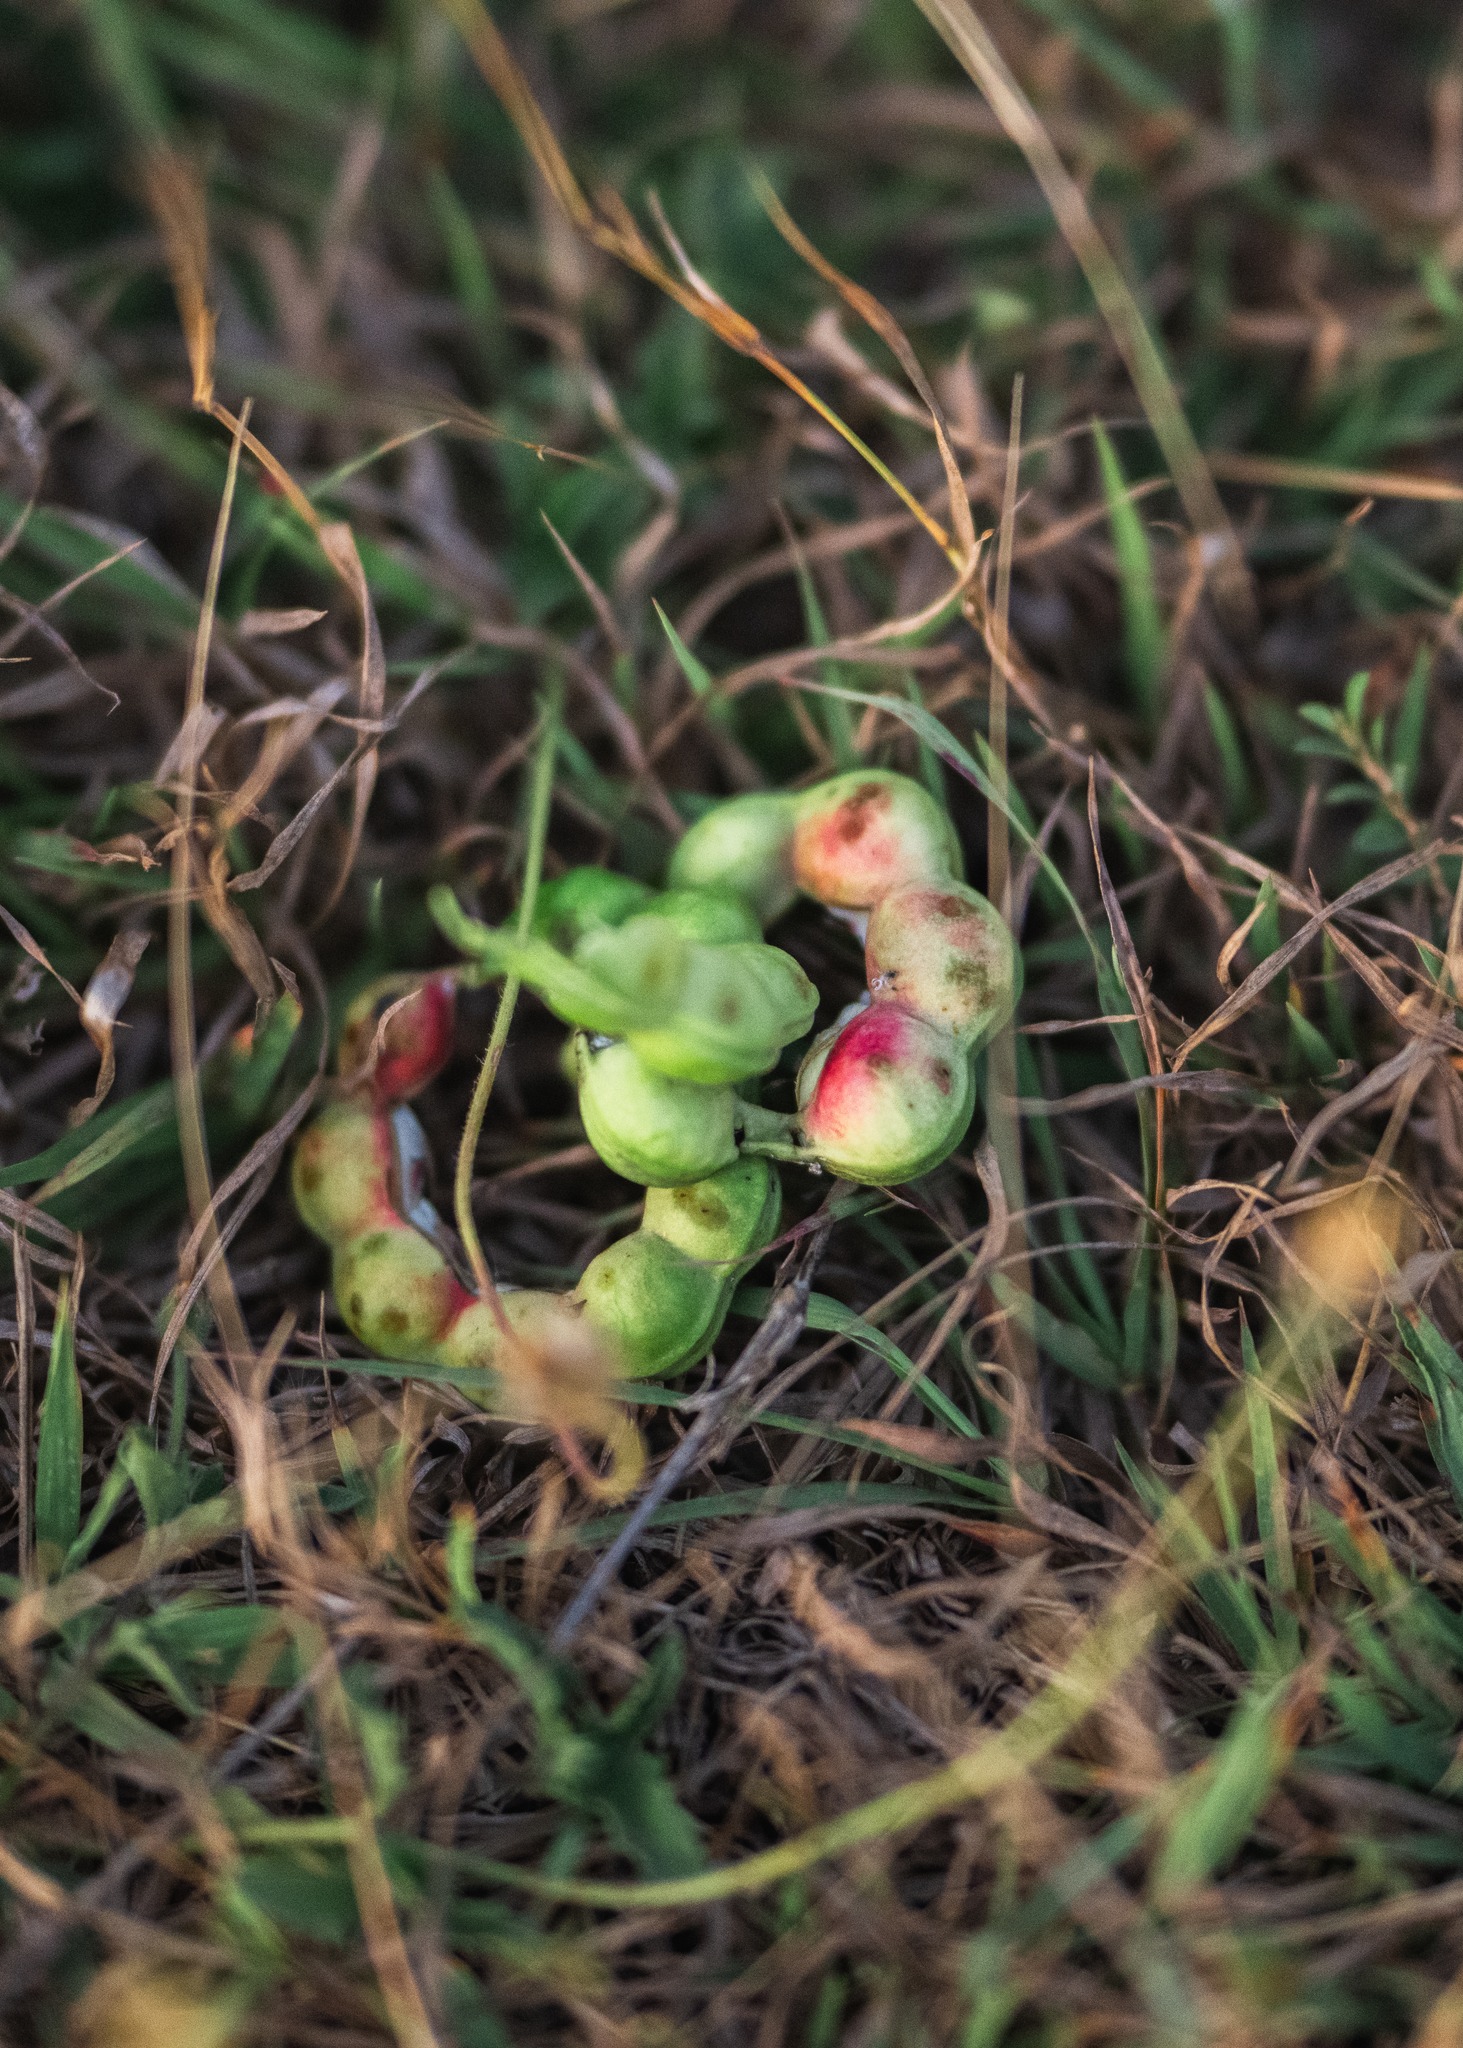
top-left (789, 542), bottom-right (858, 769)
top-left (1152, 1671), bottom-right (1294, 1898)
top-left (1093, 420), bottom-right (1165, 728)
top-left (1242, 1319), bottom-right (1300, 1662)
top-left (35, 1274), bottom-right (83, 1574)
top-left (734, 1284), bottom-right (983, 1438)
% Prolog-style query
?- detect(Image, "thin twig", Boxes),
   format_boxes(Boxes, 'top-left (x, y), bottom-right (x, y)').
top-left (168, 400), bottom-right (254, 1372)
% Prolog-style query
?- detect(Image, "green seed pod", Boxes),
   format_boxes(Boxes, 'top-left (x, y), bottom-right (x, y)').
top-left (560, 915), bottom-right (691, 1026)
top-left (866, 881), bottom-right (1019, 1049)
top-left (573, 1034), bottom-right (739, 1186)
top-left (434, 891), bottom-right (813, 1085)
top-left (434, 910), bottom-right (682, 1040)
top-left (795, 1002), bottom-right (975, 1183)
top-left (667, 792), bottom-right (799, 924)
top-left (792, 770), bottom-right (961, 908)
top-left (532, 866), bottom-right (653, 950)
top-left (433, 1287), bottom-right (586, 1375)
top-left (292, 1099), bottom-right (393, 1249)
top-left (638, 886), bottom-right (763, 946)
top-left (575, 1228), bottom-right (727, 1380)
top-left (625, 939), bottom-right (816, 1085)
top-left (575, 1155), bottom-right (779, 1379)
top-left (333, 1220), bottom-right (470, 1361)
top-left (642, 1153), bottom-right (779, 1263)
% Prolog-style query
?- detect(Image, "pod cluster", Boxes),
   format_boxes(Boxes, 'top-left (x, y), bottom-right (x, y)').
top-left (291, 977), bottom-right (778, 1384)
top-left (293, 770), bottom-right (1017, 1396)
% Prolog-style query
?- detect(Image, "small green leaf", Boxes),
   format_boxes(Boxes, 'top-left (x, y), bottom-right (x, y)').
top-left (653, 601), bottom-right (715, 697)
top-left (1093, 420), bottom-right (1164, 727)
top-left (1286, 998), bottom-right (1339, 1078)
top-left (1343, 669), bottom-right (1370, 725)
top-left (1250, 876), bottom-right (1281, 963)
top-left (1153, 1672), bottom-right (1297, 1897)
top-left (1350, 813), bottom-right (1409, 858)
top-left (117, 1429), bottom-right (191, 1527)
top-left (35, 1275), bottom-right (82, 1573)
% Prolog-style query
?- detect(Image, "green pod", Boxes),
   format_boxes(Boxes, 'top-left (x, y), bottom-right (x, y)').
top-left (292, 1099), bottom-right (393, 1249)
top-left (432, 900), bottom-right (682, 1040)
top-left (794, 1002), bottom-right (975, 1183)
top-left (433, 1288), bottom-right (586, 1376)
top-left (433, 889), bottom-right (813, 1086)
top-left (332, 1221), bottom-right (468, 1361)
top-left (667, 792), bottom-right (799, 924)
top-left (636, 886), bottom-right (762, 946)
top-left (622, 938), bottom-right (816, 1085)
top-left (576, 1229), bottom-right (728, 1380)
top-left (533, 866), bottom-right (653, 950)
top-left (576, 1157), bottom-right (779, 1378)
top-left (642, 1154), bottom-right (779, 1263)
top-left (573, 1034), bottom-right (739, 1186)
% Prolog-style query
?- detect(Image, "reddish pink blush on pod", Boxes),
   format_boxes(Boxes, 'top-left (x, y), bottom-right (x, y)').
top-left (796, 1001), bottom-right (975, 1184)
top-left (338, 974), bottom-right (456, 1102)
top-left (791, 771), bottom-right (959, 909)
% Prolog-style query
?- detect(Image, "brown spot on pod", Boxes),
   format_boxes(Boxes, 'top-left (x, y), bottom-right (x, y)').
top-left (791, 771), bottom-right (961, 909)
top-left (864, 881), bottom-right (1017, 1050)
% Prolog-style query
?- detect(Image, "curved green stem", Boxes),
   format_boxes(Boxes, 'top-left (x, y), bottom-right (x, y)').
top-left (452, 677), bottom-right (562, 1307)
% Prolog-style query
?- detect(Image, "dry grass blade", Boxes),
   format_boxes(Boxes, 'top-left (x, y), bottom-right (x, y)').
top-left (313, 521), bottom-right (387, 924)
top-left (752, 171), bottom-right (976, 561)
top-left (437, 0), bottom-right (958, 557)
top-left (1173, 841), bottom-right (1446, 1067)
top-left (167, 405), bottom-right (252, 1372)
top-left (0, 904), bottom-right (83, 1008)
top-left (912, 0), bottom-right (1255, 631)
top-left (1207, 450), bottom-right (1463, 504)
top-left (140, 146), bottom-right (216, 409)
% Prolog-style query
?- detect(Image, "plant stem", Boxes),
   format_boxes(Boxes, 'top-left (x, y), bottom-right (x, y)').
top-left (452, 674), bottom-right (563, 1307)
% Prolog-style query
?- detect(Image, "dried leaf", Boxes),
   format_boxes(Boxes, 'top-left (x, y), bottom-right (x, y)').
top-left (0, 380), bottom-right (46, 566)
top-left (235, 606), bottom-right (328, 637)
top-left (141, 146), bottom-right (217, 410)
top-left (69, 927), bottom-right (150, 1126)
top-left (200, 839), bottom-right (276, 1004)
